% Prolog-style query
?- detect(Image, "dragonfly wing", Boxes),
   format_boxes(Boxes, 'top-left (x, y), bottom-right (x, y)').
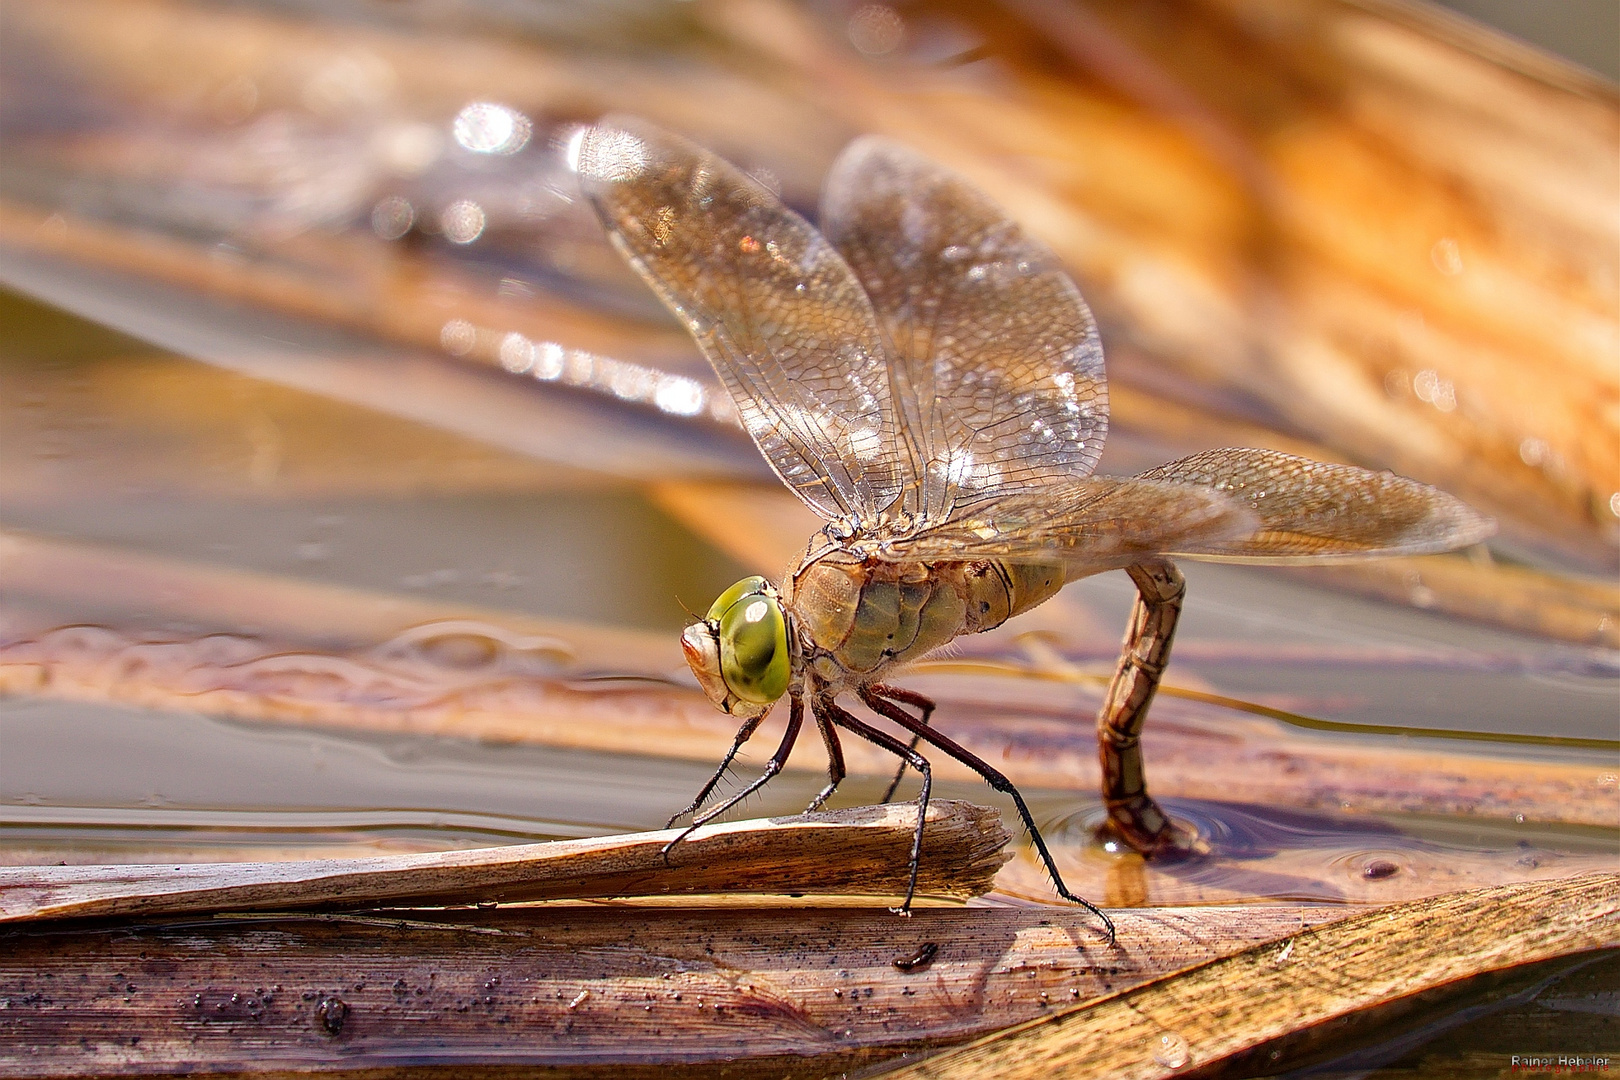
top-left (1139, 449), bottom-right (1496, 560)
top-left (574, 117), bottom-right (906, 522)
top-left (871, 478), bottom-right (1254, 573)
top-left (821, 137), bottom-right (1107, 523)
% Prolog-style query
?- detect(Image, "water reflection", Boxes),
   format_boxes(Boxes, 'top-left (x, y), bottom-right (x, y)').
top-left (0, 697), bottom-right (740, 859)
top-left (848, 5), bottom-right (906, 58)
top-left (1020, 797), bottom-right (1618, 908)
top-left (439, 198), bottom-right (486, 243)
top-left (5, 692), bottom-right (1611, 913)
top-left (460, 320), bottom-right (733, 422)
top-left (453, 102), bottom-right (531, 157)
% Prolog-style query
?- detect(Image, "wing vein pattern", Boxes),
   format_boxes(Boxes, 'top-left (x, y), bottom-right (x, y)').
top-left (821, 137), bottom-right (1109, 525)
top-left (1141, 448), bottom-right (1496, 561)
top-left (575, 116), bottom-right (908, 522)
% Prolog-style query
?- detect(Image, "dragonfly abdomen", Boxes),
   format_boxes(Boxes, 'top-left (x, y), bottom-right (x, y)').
top-left (790, 551), bottom-right (1065, 682)
top-left (968, 560), bottom-right (1067, 630)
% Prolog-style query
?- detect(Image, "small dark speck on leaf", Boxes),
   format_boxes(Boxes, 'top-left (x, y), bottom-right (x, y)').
top-left (893, 942), bottom-right (939, 972)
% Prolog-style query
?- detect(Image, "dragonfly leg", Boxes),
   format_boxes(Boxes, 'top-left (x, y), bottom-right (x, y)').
top-left (661, 691), bottom-right (803, 863)
top-left (867, 684), bottom-right (935, 803)
top-left (666, 714), bottom-right (763, 827)
top-left (804, 708), bottom-right (848, 812)
top-left (820, 690), bottom-right (931, 914)
top-left (1097, 558), bottom-right (1184, 856)
top-left (860, 686), bottom-right (1115, 945)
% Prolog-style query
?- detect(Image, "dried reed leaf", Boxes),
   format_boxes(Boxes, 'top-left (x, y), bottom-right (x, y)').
top-left (0, 901), bottom-right (1354, 1077)
top-left (0, 800), bottom-right (1009, 924)
top-left (879, 872), bottom-right (1620, 1079)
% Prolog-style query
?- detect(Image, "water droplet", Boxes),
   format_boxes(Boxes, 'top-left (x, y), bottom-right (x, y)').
top-left (848, 4), bottom-right (904, 55)
top-left (370, 195), bottom-right (414, 240)
top-left (1412, 369), bottom-right (1456, 412)
top-left (1152, 1030), bottom-right (1190, 1069)
top-left (499, 333), bottom-right (534, 374)
top-left (1430, 237), bottom-right (1463, 276)
top-left (439, 319), bottom-right (477, 356)
top-left (441, 200), bottom-right (486, 244)
top-left (315, 995), bottom-right (349, 1036)
top-left (1519, 436), bottom-right (1550, 467)
top-left (654, 375), bottom-right (705, 417)
top-left (453, 102), bottom-right (531, 156)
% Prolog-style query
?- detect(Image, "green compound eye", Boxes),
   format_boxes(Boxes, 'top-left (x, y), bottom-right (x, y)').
top-left (706, 575), bottom-right (769, 623)
top-left (716, 587), bottom-right (789, 705)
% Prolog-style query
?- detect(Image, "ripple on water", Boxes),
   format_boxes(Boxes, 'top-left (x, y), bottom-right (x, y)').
top-left (1026, 798), bottom-right (1616, 907)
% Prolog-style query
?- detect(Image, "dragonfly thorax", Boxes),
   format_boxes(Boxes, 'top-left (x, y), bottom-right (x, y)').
top-left (816, 512), bottom-right (923, 562)
top-left (785, 548), bottom-right (1067, 691)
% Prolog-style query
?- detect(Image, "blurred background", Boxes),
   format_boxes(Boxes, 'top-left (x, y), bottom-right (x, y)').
top-left (0, 0), bottom-right (1614, 908)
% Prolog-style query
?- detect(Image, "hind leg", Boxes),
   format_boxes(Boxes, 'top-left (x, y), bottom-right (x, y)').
top-left (1096, 558), bottom-right (1184, 856)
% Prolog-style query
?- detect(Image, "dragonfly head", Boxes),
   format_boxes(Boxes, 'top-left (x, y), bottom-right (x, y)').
top-left (682, 575), bottom-right (790, 717)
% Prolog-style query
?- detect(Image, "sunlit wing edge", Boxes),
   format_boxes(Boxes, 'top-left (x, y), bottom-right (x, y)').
top-left (867, 478), bottom-right (1257, 573)
top-left (1142, 449), bottom-right (1497, 563)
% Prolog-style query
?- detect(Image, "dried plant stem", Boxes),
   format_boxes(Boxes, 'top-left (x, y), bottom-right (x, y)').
top-left (881, 872), bottom-right (1620, 1079)
top-left (0, 900), bottom-right (1349, 1077)
top-left (0, 801), bottom-right (1010, 924)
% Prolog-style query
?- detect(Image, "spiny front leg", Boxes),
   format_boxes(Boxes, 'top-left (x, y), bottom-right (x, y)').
top-left (1096, 557), bottom-right (1184, 856)
top-left (661, 692), bottom-right (803, 863)
top-left (867, 684), bottom-right (936, 803)
top-left (666, 714), bottom-right (763, 827)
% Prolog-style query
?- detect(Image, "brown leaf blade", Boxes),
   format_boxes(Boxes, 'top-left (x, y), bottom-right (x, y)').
top-left (0, 801), bottom-right (1010, 924)
top-left (878, 872), bottom-right (1620, 1079)
top-left (0, 904), bottom-right (1348, 1078)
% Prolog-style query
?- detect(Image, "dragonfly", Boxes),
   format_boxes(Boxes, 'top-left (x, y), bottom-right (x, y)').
top-left (572, 116), bottom-right (1494, 940)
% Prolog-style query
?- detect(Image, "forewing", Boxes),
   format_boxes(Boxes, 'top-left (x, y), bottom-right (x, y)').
top-left (574, 117), bottom-right (905, 522)
top-left (1138, 449), bottom-right (1497, 560)
top-left (821, 137), bottom-right (1107, 522)
top-left (872, 478), bottom-right (1255, 574)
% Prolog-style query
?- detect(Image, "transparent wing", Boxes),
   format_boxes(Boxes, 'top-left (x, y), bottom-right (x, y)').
top-left (821, 137), bottom-right (1108, 524)
top-left (872, 478), bottom-right (1255, 574)
top-left (1138, 449), bottom-right (1497, 561)
top-left (573, 117), bottom-right (906, 522)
